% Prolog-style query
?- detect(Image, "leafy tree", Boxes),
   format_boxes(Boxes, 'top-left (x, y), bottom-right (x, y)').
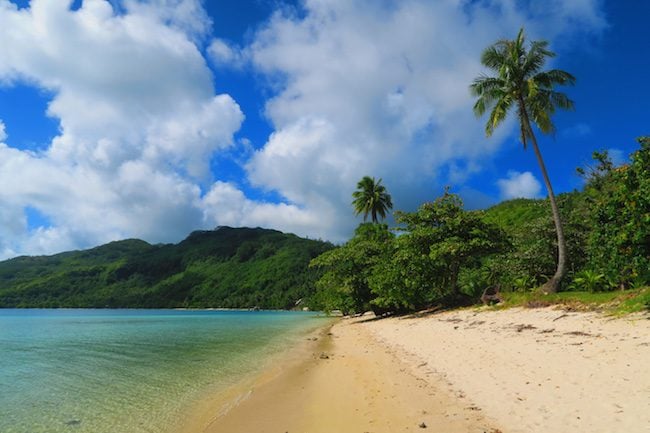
top-left (470, 28), bottom-right (575, 293)
top-left (585, 137), bottom-right (650, 288)
top-left (370, 191), bottom-right (508, 312)
top-left (310, 223), bottom-right (394, 314)
top-left (352, 176), bottom-right (393, 223)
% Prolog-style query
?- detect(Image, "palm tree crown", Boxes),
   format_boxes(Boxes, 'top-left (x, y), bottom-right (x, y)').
top-left (470, 28), bottom-right (575, 293)
top-left (352, 176), bottom-right (393, 223)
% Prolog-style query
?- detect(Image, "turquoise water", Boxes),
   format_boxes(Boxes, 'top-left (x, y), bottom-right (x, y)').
top-left (0, 309), bottom-right (324, 433)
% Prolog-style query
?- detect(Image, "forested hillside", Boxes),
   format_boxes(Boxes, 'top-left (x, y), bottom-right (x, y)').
top-left (0, 227), bottom-right (333, 309)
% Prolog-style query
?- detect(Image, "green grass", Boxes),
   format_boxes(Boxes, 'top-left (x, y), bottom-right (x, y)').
top-left (497, 287), bottom-right (650, 315)
top-left (482, 197), bottom-right (548, 228)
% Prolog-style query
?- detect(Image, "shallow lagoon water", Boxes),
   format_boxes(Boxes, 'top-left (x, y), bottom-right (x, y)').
top-left (0, 309), bottom-right (324, 433)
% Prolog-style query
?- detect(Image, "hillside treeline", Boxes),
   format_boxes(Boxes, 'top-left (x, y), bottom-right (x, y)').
top-left (310, 137), bottom-right (649, 314)
top-left (0, 227), bottom-right (333, 309)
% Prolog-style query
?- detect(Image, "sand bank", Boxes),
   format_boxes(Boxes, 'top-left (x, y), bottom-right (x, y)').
top-left (184, 306), bottom-right (648, 433)
top-left (188, 318), bottom-right (498, 433)
top-left (366, 307), bottom-right (650, 433)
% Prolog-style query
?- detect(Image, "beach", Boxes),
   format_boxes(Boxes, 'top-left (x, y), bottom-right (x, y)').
top-left (191, 306), bottom-right (649, 433)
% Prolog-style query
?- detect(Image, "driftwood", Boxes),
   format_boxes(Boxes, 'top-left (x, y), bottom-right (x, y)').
top-left (481, 285), bottom-right (502, 305)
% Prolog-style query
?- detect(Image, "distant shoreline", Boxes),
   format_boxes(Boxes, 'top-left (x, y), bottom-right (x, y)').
top-left (0, 307), bottom-right (319, 312)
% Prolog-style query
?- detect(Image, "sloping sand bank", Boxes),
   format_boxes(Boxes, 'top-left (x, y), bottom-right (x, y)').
top-left (192, 318), bottom-right (498, 433)
top-left (187, 307), bottom-right (648, 433)
top-left (367, 307), bottom-right (650, 433)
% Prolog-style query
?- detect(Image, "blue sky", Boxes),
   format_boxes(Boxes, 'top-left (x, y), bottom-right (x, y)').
top-left (0, 0), bottom-right (647, 258)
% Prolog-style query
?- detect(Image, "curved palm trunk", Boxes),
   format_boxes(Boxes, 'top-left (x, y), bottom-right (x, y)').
top-left (520, 103), bottom-right (566, 293)
top-left (528, 130), bottom-right (567, 293)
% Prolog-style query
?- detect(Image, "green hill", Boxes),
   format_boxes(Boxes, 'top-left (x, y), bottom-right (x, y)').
top-left (0, 227), bottom-right (333, 309)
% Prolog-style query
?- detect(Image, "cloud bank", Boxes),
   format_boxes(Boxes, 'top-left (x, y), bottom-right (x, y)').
top-left (0, 0), bottom-right (606, 258)
top-left (237, 0), bottom-right (605, 238)
top-left (0, 0), bottom-right (243, 258)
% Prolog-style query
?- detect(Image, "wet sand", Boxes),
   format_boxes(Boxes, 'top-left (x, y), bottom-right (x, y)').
top-left (183, 306), bottom-right (649, 433)
top-left (187, 317), bottom-right (497, 433)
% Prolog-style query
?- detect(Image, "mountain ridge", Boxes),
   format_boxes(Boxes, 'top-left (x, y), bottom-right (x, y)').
top-left (0, 226), bottom-right (333, 309)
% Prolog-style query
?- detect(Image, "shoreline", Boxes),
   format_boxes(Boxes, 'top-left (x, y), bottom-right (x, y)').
top-left (185, 315), bottom-right (497, 433)
top-left (181, 306), bottom-right (649, 433)
top-left (175, 322), bottom-right (336, 433)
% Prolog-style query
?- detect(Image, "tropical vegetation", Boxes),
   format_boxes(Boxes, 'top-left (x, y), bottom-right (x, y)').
top-left (352, 176), bottom-right (393, 223)
top-left (1, 29), bottom-right (647, 315)
top-left (0, 227), bottom-right (332, 309)
top-left (470, 28), bottom-right (576, 293)
top-left (310, 136), bottom-right (649, 315)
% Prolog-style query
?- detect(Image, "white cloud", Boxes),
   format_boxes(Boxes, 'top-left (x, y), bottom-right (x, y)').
top-left (0, 0), bottom-right (243, 258)
top-left (0, 0), bottom-right (608, 258)
top-left (208, 38), bottom-right (245, 68)
top-left (202, 181), bottom-right (333, 240)
top-left (237, 0), bottom-right (606, 240)
top-left (497, 171), bottom-right (543, 200)
top-left (123, 0), bottom-right (213, 39)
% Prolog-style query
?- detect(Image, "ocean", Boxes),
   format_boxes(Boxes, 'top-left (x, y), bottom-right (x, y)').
top-left (0, 309), bottom-right (326, 433)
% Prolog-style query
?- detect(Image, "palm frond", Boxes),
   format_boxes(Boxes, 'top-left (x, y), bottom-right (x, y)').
top-left (470, 76), bottom-right (504, 96)
top-left (486, 95), bottom-right (512, 136)
top-left (534, 69), bottom-right (576, 87)
top-left (351, 176), bottom-right (393, 223)
top-left (549, 91), bottom-right (575, 110)
top-left (470, 77), bottom-right (505, 116)
top-left (521, 41), bottom-right (550, 78)
top-left (480, 45), bottom-right (507, 71)
top-left (470, 27), bottom-right (575, 143)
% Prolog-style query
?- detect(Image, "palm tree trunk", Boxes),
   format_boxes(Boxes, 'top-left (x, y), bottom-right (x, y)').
top-left (528, 130), bottom-right (567, 293)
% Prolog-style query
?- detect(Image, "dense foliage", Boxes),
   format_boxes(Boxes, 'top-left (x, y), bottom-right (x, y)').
top-left (309, 223), bottom-right (394, 315)
top-left (0, 227), bottom-right (333, 309)
top-left (3, 138), bottom-right (647, 313)
top-left (583, 137), bottom-right (650, 288)
top-left (311, 192), bottom-right (508, 314)
top-left (311, 137), bottom-right (649, 315)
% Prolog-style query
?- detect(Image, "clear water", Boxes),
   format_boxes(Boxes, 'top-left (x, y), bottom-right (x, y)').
top-left (0, 309), bottom-right (325, 433)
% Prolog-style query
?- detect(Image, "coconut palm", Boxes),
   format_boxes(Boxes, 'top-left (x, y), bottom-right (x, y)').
top-left (352, 176), bottom-right (393, 223)
top-left (470, 28), bottom-right (575, 293)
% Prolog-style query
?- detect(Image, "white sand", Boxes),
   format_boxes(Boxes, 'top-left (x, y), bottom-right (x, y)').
top-left (364, 307), bottom-right (650, 433)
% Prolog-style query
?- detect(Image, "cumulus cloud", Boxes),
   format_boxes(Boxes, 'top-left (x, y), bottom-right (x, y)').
top-left (208, 38), bottom-right (245, 68)
top-left (202, 181), bottom-right (332, 239)
top-left (0, 0), bottom-right (608, 257)
top-left (0, 0), bottom-right (242, 258)
top-left (497, 171), bottom-right (543, 200)
top-left (0, 119), bottom-right (6, 142)
top-left (238, 0), bottom-right (606, 240)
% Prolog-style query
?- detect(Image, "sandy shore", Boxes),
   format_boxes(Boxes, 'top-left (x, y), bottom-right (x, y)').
top-left (187, 318), bottom-right (497, 433)
top-left (367, 307), bottom-right (650, 433)
top-left (185, 306), bottom-right (649, 433)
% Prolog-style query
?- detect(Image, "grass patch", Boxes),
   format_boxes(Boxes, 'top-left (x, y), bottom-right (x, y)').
top-left (498, 287), bottom-right (650, 315)
top-left (615, 287), bottom-right (650, 315)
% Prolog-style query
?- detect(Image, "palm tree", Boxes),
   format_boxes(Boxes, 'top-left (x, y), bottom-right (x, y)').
top-left (470, 28), bottom-right (575, 293)
top-left (352, 176), bottom-right (393, 223)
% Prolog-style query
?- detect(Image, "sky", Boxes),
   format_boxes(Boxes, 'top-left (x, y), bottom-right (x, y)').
top-left (0, 0), bottom-right (648, 259)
